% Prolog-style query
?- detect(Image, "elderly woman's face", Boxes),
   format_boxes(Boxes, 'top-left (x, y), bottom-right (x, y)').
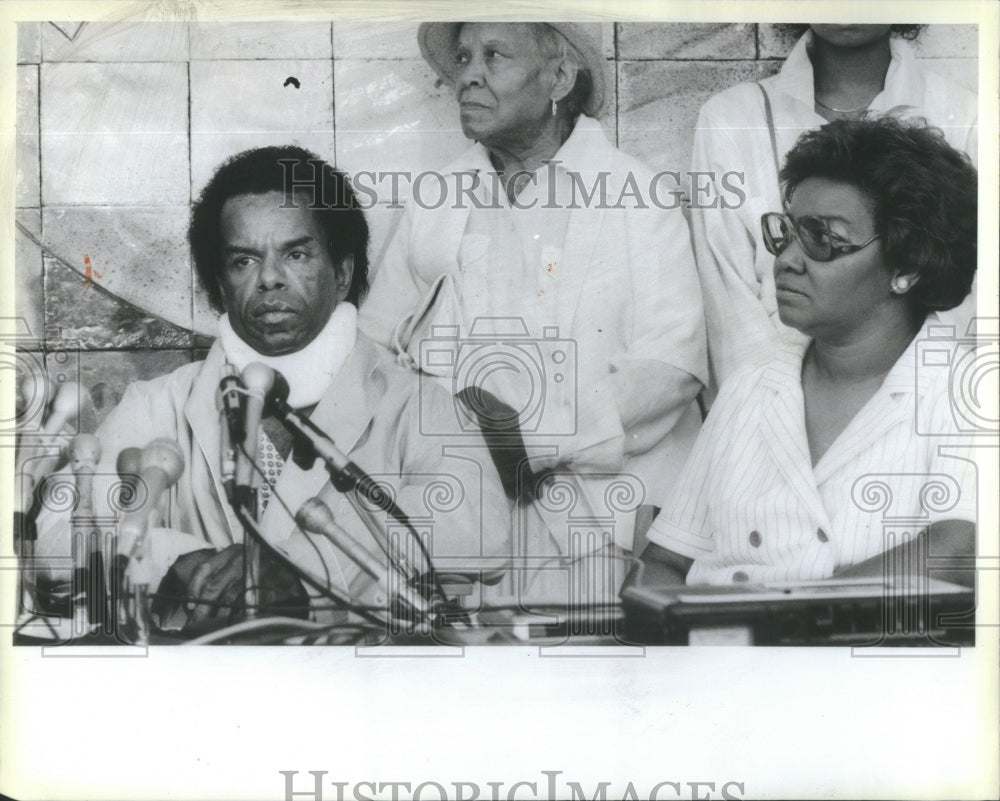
top-left (454, 23), bottom-right (559, 148)
top-left (773, 177), bottom-right (891, 339)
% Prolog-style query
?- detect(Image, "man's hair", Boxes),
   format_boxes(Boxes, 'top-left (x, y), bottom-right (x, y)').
top-left (779, 116), bottom-right (977, 314)
top-left (190, 145), bottom-right (370, 312)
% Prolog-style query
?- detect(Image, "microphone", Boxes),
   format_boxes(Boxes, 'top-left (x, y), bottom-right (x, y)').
top-left (236, 363), bottom-right (274, 512)
top-left (43, 380), bottom-right (82, 437)
top-left (115, 447), bottom-right (143, 512)
top-left (118, 438), bottom-right (185, 548)
top-left (262, 368), bottom-right (430, 585)
top-left (17, 380), bottom-right (84, 486)
top-left (295, 498), bottom-right (428, 617)
top-left (13, 472), bottom-right (36, 548)
top-left (117, 439), bottom-right (183, 643)
top-left (67, 434), bottom-right (101, 515)
top-left (219, 365), bottom-right (245, 446)
top-left (67, 434), bottom-right (103, 628)
top-left (215, 388), bottom-right (236, 501)
top-left (263, 370), bottom-right (365, 491)
top-left (113, 446), bottom-right (142, 631)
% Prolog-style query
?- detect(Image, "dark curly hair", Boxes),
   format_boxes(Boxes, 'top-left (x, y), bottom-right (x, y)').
top-left (780, 24), bottom-right (925, 41)
top-left (779, 116), bottom-right (977, 314)
top-left (190, 146), bottom-right (370, 312)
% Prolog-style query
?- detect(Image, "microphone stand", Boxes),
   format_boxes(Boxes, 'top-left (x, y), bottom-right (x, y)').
top-left (232, 504), bottom-right (390, 629)
top-left (233, 485), bottom-right (261, 620)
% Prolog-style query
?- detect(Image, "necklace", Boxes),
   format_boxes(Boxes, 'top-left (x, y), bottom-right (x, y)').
top-left (814, 96), bottom-right (875, 115)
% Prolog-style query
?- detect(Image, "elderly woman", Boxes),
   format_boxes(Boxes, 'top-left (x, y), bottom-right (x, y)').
top-left (643, 117), bottom-right (977, 587)
top-left (690, 24), bottom-right (978, 396)
top-left (358, 23), bottom-right (707, 604)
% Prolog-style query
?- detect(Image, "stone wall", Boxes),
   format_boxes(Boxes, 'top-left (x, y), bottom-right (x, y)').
top-left (13, 21), bottom-right (978, 422)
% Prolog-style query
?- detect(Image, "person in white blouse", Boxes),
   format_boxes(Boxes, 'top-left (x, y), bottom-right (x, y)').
top-left (358, 23), bottom-right (707, 605)
top-left (690, 24), bottom-right (978, 397)
top-left (642, 116), bottom-right (978, 588)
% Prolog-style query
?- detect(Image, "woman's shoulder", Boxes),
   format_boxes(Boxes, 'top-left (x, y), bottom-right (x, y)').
top-left (919, 67), bottom-right (978, 123)
top-left (697, 80), bottom-right (767, 123)
top-left (712, 342), bottom-right (803, 408)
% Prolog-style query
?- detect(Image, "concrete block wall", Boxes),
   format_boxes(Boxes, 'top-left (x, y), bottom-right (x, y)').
top-left (12, 21), bottom-right (978, 411)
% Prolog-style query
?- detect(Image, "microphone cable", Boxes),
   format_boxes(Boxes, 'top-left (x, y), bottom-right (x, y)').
top-left (232, 440), bottom-right (391, 629)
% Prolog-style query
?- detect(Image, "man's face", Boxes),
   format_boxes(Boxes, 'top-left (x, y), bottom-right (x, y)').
top-left (218, 191), bottom-right (351, 356)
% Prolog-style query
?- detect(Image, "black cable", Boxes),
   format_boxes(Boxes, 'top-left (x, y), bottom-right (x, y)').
top-left (274, 404), bottom-right (449, 601)
top-left (232, 442), bottom-right (389, 627)
top-left (233, 504), bottom-right (389, 628)
top-left (352, 476), bottom-right (449, 602)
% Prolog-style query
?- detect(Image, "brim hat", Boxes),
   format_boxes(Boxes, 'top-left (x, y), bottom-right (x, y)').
top-left (417, 22), bottom-right (606, 118)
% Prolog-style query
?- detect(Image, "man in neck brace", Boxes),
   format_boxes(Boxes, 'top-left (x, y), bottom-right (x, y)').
top-left (33, 147), bottom-right (512, 632)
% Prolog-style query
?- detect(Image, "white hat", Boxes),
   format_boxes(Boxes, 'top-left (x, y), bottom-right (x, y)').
top-left (417, 22), bottom-right (606, 118)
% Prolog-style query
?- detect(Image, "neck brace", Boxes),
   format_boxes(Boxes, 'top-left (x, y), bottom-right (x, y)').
top-left (217, 303), bottom-right (357, 408)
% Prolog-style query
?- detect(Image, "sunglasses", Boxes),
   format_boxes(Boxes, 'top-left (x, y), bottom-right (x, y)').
top-left (761, 212), bottom-right (880, 262)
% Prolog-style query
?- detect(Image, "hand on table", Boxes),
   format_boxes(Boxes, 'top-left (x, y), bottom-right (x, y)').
top-left (155, 544), bottom-right (310, 630)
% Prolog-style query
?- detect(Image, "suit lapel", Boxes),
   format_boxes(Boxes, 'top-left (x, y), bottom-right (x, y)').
top-left (813, 390), bottom-right (910, 485)
top-left (813, 330), bottom-right (923, 484)
top-left (557, 201), bottom-right (605, 336)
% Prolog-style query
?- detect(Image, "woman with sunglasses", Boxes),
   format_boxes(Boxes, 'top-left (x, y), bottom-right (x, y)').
top-left (689, 24), bottom-right (977, 399)
top-left (639, 116), bottom-right (978, 587)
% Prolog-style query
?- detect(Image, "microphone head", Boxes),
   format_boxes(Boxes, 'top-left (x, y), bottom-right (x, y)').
top-left (48, 380), bottom-right (82, 425)
top-left (116, 446), bottom-right (143, 478)
top-left (66, 433), bottom-right (101, 471)
top-left (295, 496), bottom-right (336, 535)
top-left (266, 371), bottom-right (291, 415)
top-left (140, 438), bottom-right (185, 485)
top-left (241, 362), bottom-right (275, 399)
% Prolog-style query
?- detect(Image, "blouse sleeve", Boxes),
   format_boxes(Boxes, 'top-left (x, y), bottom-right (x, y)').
top-left (645, 369), bottom-right (751, 559)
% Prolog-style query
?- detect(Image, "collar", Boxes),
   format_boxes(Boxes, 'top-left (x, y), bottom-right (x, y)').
top-left (761, 312), bottom-right (942, 399)
top-left (217, 302), bottom-right (357, 408)
top-left (773, 31), bottom-right (922, 114)
top-left (459, 115), bottom-right (614, 188)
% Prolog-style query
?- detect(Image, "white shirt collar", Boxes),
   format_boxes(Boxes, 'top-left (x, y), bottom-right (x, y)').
top-left (459, 114), bottom-right (615, 186)
top-left (764, 311), bottom-right (944, 399)
top-left (774, 31), bottom-right (923, 115)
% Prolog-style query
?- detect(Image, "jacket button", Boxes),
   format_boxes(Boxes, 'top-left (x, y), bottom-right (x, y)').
top-left (733, 571), bottom-right (749, 583)
top-left (749, 530), bottom-right (762, 547)
top-left (817, 528), bottom-right (829, 543)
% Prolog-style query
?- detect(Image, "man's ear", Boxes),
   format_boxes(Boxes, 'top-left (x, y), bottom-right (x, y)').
top-left (335, 254), bottom-right (354, 302)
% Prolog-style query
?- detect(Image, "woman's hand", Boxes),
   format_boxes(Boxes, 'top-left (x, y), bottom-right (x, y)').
top-left (833, 520), bottom-right (976, 588)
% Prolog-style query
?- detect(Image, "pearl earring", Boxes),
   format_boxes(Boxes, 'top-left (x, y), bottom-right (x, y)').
top-left (551, 98), bottom-right (558, 117)
top-left (891, 276), bottom-right (911, 294)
